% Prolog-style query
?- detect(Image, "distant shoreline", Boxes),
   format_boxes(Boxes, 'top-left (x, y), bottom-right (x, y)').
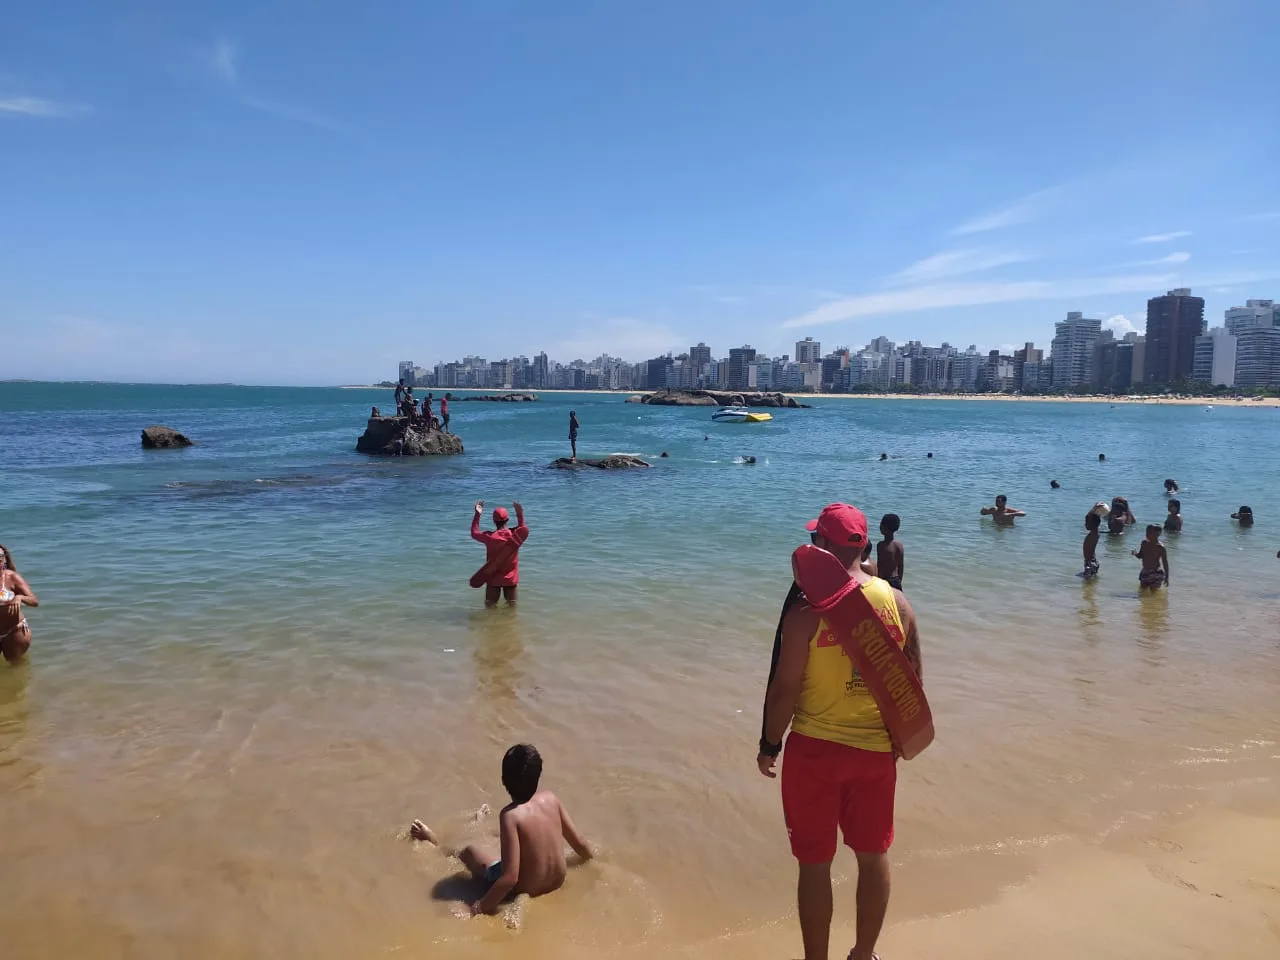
top-left (345, 385), bottom-right (1280, 407)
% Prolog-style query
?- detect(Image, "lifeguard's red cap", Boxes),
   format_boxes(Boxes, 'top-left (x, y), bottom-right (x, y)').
top-left (805, 503), bottom-right (868, 545)
top-left (493, 506), bottom-right (509, 523)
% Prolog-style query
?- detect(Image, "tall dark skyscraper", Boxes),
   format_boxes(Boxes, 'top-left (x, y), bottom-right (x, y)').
top-left (689, 342), bottom-right (712, 373)
top-left (727, 346), bottom-right (756, 391)
top-left (1144, 288), bottom-right (1205, 386)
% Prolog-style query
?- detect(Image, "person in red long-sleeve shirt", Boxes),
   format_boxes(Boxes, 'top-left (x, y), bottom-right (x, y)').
top-left (471, 500), bottom-right (529, 606)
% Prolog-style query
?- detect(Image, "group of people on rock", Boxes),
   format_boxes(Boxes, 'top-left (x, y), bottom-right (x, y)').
top-left (391, 380), bottom-right (452, 434)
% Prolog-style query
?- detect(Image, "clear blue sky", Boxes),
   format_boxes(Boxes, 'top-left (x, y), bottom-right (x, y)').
top-left (4, 1), bottom-right (1278, 385)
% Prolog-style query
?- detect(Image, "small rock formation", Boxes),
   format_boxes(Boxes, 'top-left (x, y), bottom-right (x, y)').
top-left (632, 389), bottom-right (810, 408)
top-left (548, 455), bottom-right (650, 470)
top-left (141, 425), bottom-right (193, 448)
top-left (356, 416), bottom-right (464, 456)
top-left (455, 393), bottom-right (538, 402)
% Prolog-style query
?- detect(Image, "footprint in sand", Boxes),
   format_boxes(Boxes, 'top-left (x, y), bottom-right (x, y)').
top-left (1147, 863), bottom-right (1198, 891)
top-left (1143, 837), bottom-right (1183, 853)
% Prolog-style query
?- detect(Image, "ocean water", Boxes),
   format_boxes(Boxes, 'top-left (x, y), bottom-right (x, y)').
top-left (1, 382), bottom-right (1278, 959)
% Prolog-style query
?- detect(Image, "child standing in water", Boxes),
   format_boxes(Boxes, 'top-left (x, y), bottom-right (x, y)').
top-left (1082, 511), bottom-right (1101, 578)
top-left (876, 513), bottom-right (905, 590)
top-left (1133, 524), bottom-right (1170, 590)
top-left (1164, 499), bottom-right (1182, 532)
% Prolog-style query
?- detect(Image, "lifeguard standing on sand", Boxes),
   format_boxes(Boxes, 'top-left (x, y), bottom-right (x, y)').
top-left (469, 501), bottom-right (529, 607)
top-left (758, 503), bottom-right (926, 960)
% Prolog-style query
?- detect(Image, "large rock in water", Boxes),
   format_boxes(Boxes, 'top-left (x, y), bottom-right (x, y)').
top-left (141, 425), bottom-right (193, 448)
top-left (635, 389), bottom-right (810, 408)
top-left (356, 417), bottom-right (464, 456)
top-left (549, 455), bottom-right (650, 470)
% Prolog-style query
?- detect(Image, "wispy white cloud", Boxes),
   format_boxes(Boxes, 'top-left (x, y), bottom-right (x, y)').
top-left (554, 317), bottom-right (684, 360)
top-left (1132, 230), bottom-right (1193, 244)
top-left (0, 95), bottom-right (84, 118)
top-left (207, 36), bottom-right (351, 136)
top-left (1129, 251), bottom-right (1192, 267)
top-left (210, 37), bottom-right (238, 82)
top-left (889, 248), bottom-right (1035, 285)
top-left (950, 187), bottom-right (1063, 236)
top-left (781, 273), bottom-right (1179, 329)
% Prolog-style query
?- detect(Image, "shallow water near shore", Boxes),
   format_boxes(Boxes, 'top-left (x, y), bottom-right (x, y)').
top-left (1, 383), bottom-right (1278, 958)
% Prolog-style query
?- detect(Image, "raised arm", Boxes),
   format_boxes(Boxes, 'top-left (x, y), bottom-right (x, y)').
top-left (558, 798), bottom-right (593, 861)
top-left (512, 501), bottom-right (529, 542)
top-left (474, 810), bottom-right (520, 916)
top-left (470, 501), bottom-right (485, 542)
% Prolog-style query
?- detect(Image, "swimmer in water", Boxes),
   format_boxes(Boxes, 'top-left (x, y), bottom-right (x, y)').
top-left (0, 544), bottom-right (38, 661)
top-left (1133, 524), bottom-right (1170, 590)
top-left (1231, 505), bottom-right (1254, 526)
top-left (1050, 479), bottom-right (1060, 489)
top-left (1164, 499), bottom-right (1182, 533)
top-left (879, 453), bottom-right (888, 461)
top-left (1098, 453), bottom-right (1106, 462)
top-left (1107, 497), bottom-right (1135, 535)
top-left (980, 494), bottom-right (1025, 525)
top-left (410, 744), bottom-right (594, 917)
top-left (1164, 478), bottom-right (1179, 495)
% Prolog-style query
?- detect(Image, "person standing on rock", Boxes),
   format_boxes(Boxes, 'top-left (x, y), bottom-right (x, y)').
top-left (470, 501), bottom-right (529, 607)
top-left (568, 411), bottom-right (580, 461)
top-left (441, 393), bottom-right (451, 434)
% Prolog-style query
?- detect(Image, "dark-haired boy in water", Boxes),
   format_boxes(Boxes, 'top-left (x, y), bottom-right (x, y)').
top-left (410, 744), bottom-right (593, 916)
top-left (1133, 525), bottom-right (1170, 590)
top-left (1164, 499), bottom-right (1182, 533)
top-left (1083, 512), bottom-right (1101, 578)
top-left (876, 513), bottom-right (905, 590)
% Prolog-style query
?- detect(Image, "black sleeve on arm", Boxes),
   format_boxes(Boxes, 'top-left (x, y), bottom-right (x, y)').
top-left (762, 581), bottom-right (804, 744)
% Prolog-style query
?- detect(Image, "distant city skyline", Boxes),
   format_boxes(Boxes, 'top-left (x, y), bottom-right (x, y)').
top-left (396, 290), bottom-right (1280, 394)
top-left (6, 5), bottom-right (1280, 385)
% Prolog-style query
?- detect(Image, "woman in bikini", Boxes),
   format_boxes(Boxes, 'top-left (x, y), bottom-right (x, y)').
top-left (0, 544), bottom-right (39, 662)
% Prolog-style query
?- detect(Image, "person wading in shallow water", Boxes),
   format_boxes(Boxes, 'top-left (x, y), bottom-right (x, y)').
top-left (0, 544), bottom-right (39, 662)
top-left (758, 504), bottom-right (923, 960)
top-left (470, 501), bottom-right (530, 606)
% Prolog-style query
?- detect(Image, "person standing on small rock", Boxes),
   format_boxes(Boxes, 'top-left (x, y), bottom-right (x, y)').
top-left (569, 411), bottom-right (580, 461)
top-left (442, 393), bottom-right (451, 434)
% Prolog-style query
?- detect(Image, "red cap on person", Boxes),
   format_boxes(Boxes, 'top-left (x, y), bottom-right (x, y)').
top-left (493, 506), bottom-right (509, 523)
top-left (805, 503), bottom-right (868, 545)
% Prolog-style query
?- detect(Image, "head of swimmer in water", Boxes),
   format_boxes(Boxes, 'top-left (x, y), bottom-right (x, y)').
top-left (1145, 524), bottom-right (1161, 542)
top-left (1233, 505), bottom-right (1254, 524)
top-left (995, 495), bottom-right (1008, 509)
top-left (1164, 478), bottom-right (1178, 493)
top-left (880, 513), bottom-right (900, 538)
top-left (1167, 499), bottom-right (1181, 515)
top-left (491, 506), bottom-right (510, 529)
top-left (502, 743), bottom-right (543, 804)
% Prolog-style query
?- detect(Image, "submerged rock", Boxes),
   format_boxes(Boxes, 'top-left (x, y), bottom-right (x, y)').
top-left (548, 455), bottom-right (650, 470)
top-left (141, 425), bottom-right (193, 448)
top-left (356, 417), bottom-right (464, 456)
top-left (454, 393), bottom-right (538, 402)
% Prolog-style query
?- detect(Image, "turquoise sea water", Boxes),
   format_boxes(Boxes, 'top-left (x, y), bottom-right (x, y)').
top-left (1, 382), bottom-right (1278, 959)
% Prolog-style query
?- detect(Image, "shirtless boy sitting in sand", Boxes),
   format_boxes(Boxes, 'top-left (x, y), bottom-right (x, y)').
top-left (410, 743), bottom-right (593, 916)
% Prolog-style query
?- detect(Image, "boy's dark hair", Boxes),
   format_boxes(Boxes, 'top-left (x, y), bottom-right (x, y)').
top-left (1146, 524), bottom-right (1161, 536)
top-left (1168, 499), bottom-right (1181, 512)
top-left (502, 744), bottom-right (543, 803)
top-left (995, 494), bottom-right (1007, 504)
top-left (1085, 512), bottom-right (1100, 531)
top-left (880, 513), bottom-right (900, 534)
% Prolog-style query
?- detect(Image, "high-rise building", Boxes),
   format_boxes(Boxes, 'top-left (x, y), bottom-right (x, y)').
top-left (645, 355), bottom-right (673, 389)
top-left (1234, 326), bottom-right (1280, 389)
top-left (689, 342), bottom-right (712, 372)
top-left (794, 337), bottom-right (822, 364)
top-left (727, 346), bottom-right (757, 391)
top-left (532, 353), bottom-right (550, 389)
top-left (1144, 288), bottom-right (1206, 386)
top-left (1192, 328), bottom-right (1237, 387)
top-left (1225, 299), bottom-right (1276, 335)
top-left (1050, 312), bottom-right (1103, 389)
top-left (398, 360), bottom-right (415, 385)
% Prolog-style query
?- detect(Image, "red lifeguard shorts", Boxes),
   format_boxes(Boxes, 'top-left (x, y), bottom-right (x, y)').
top-left (781, 732), bottom-right (897, 861)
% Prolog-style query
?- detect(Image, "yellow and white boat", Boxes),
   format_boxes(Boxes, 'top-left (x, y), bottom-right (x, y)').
top-left (711, 405), bottom-right (773, 423)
